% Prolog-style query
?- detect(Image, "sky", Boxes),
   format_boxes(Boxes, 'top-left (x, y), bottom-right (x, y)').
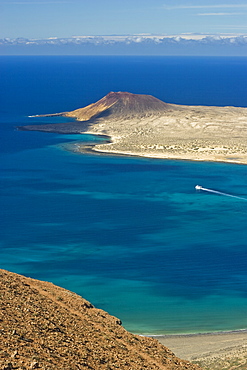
top-left (1, 0), bottom-right (247, 39)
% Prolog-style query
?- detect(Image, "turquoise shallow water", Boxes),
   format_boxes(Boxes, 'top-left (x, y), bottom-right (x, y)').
top-left (1, 56), bottom-right (247, 334)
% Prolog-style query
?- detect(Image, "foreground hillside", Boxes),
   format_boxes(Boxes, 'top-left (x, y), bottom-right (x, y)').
top-left (0, 269), bottom-right (200, 370)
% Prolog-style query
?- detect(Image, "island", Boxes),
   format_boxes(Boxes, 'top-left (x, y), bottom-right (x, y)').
top-left (21, 91), bottom-right (247, 163)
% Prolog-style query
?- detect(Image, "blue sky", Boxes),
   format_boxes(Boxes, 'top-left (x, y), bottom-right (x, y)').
top-left (1, 0), bottom-right (247, 38)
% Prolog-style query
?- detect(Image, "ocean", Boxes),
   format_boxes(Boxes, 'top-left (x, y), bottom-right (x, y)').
top-left (1, 55), bottom-right (247, 334)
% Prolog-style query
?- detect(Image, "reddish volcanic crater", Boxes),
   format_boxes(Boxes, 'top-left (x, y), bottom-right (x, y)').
top-left (65, 91), bottom-right (171, 120)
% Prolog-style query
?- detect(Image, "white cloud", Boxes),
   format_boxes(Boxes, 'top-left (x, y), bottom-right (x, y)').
top-left (197, 12), bottom-right (244, 16)
top-left (164, 4), bottom-right (247, 10)
top-left (215, 25), bottom-right (247, 29)
top-left (3, 1), bottom-right (71, 4)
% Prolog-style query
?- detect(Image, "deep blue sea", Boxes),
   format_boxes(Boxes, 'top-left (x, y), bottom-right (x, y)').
top-left (1, 56), bottom-right (247, 334)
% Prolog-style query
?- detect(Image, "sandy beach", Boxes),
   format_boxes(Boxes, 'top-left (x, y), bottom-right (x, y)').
top-left (152, 331), bottom-right (247, 369)
top-left (75, 135), bottom-right (247, 165)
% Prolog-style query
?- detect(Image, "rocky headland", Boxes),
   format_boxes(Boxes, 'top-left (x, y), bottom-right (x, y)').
top-left (21, 91), bottom-right (247, 164)
top-left (0, 269), bottom-right (200, 370)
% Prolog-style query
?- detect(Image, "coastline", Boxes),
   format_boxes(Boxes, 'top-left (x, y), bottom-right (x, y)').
top-left (150, 330), bottom-right (247, 368)
top-left (69, 136), bottom-right (247, 165)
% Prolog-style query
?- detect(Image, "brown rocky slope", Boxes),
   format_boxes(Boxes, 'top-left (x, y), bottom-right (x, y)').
top-left (20, 91), bottom-right (175, 134)
top-left (65, 91), bottom-right (171, 120)
top-left (0, 269), bottom-right (200, 370)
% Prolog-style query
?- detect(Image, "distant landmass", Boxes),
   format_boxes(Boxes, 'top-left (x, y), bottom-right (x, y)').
top-left (0, 269), bottom-right (200, 370)
top-left (20, 91), bottom-right (247, 164)
top-left (1, 34), bottom-right (247, 55)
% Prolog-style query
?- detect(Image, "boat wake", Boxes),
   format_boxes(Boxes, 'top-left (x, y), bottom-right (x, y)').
top-left (195, 185), bottom-right (247, 201)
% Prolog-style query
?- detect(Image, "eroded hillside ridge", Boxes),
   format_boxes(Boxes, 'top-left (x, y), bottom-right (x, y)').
top-left (0, 269), bottom-right (201, 370)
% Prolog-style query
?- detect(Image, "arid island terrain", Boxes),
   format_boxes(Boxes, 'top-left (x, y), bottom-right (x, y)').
top-left (21, 91), bottom-right (247, 164)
